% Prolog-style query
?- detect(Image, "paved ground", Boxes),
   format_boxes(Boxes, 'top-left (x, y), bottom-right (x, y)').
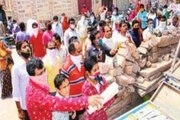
top-left (0, 46), bottom-right (20, 120)
top-left (0, 97), bottom-right (19, 120)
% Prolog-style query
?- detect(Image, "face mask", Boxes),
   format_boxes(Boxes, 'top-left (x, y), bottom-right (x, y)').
top-left (148, 24), bottom-right (153, 33)
top-left (70, 55), bottom-right (82, 71)
top-left (20, 51), bottom-right (31, 59)
top-left (90, 16), bottom-right (94, 23)
top-left (30, 71), bottom-right (49, 89)
top-left (54, 21), bottom-right (58, 25)
top-left (89, 72), bottom-right (104, 85)
top-left (98, 39), bottom-right (103, 46)
top-left (70, 24), bottom-right (75, 29)
top-left (159, 21), bottom-right (166, 28)
top-left (47, 49), bottom-right (57, 57)
top-left (133, 28), bottom-right (139, 32)
top-left (33, 28), bottom-right (38, 37)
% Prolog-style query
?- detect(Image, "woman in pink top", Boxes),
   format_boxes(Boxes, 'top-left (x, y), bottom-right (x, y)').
top-left (42, 21), bottom-right (54, 46)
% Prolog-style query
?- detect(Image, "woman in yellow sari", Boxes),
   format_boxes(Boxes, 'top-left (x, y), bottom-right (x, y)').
top-left (0, 40), bottom-right (13, 98)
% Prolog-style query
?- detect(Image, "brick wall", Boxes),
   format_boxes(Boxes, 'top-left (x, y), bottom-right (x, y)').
top-left (4, 0), bottom-right (78, 22)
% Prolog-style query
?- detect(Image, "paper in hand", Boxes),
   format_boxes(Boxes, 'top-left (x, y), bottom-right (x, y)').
top-left (87, 82), bottom-right (119, 114)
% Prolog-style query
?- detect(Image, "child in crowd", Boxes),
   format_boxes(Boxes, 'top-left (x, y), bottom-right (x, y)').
top-left (53, 74), bottom-right (76, 120)
top-left (82, 56), bottom-right (114, 120)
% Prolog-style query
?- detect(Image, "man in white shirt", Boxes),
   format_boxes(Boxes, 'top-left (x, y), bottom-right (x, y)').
top-left (111, 7), bottom-right (123, 30)
top-left (64, 18), bottom-right (80, 48)
top-left (102, 25), bottom-right (118, 63)
top-left (155, 15), bottom-right (168, 33)
top-left (77, 14), bottom-right (88, 56)
top-left (11, 40), bottom-right (32, 120)
top-left (52, 16), bottom-right (64, 43)
top-left (52, 33), bottom-right (68, 63)
top-left (143, 18), bottom-right (154, 41)
top-left (102, 25), bottom-right (117, 49)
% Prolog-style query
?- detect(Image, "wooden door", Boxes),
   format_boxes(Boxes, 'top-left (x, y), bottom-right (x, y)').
top-left (78, 0), bottom-right (92, 14)
top-left (102, 0), bottom-right (113, 11)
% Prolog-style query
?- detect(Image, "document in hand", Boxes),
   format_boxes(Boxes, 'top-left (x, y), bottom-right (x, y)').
top-left (87, 82), bottom-right (119, 114)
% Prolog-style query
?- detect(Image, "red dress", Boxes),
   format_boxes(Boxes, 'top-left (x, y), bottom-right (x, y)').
top-left (62, 16), bottom-right (69, 33)
top-left (30, 30), bottom-right (46, 58)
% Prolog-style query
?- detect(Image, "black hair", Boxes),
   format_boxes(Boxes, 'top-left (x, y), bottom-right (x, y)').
top-left (119, 21), bottom-right (128, 27)
top-left (99, 20), bottom-right (106, 27)
top-left (68, 39), bottom-right (79, 54)
top-left (26, 58), bottom-right (44, 76)
top-left (140, 4), bottom-right (144, 8)
top-left (62, 13), bottom-right (65, 16)
top-left (163, 5), bottom-right (168, 8)
top-left (8, 16), bottom-right (12, 20)
top-left (53, 16), bottom-right (58, 21)
top-left (53, 33), bottom-right (61, 44)
top-left (54, 74), bottom-right (67, 89)
top-left (32, 22), bottom-right (38, 28)
top-left (68, 18), bottom-right (75, 24)
top-left (161, 16), bottom-right (167, 21)
top-left (46, 40), bottom-right (57, 48)
top-left (69, 36), bottom-right (78, 45)
top-left (90, 29), bottom-right (99, 46)
top-left (13, 19), bottom-right (17, 23)
top-left (114, 7), bottom-right (119, 12)
top-left (103, 25), bottom-right (112, 32)
top-left (84, 56), bottom-right (98, 72)
top-left (19, 22), bottom-right (26, 31)
top-left (16, 40), bottom-right (29, 51)
top-left (147, 18), bottom-right (153, 23)
top-left (132, 20), bottom-right (139, 27)
top-left (47, 23), bottom-right (52, 30)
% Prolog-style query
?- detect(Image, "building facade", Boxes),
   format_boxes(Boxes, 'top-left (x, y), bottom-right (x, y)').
top-left (1, 0), bottom-right (173, 22)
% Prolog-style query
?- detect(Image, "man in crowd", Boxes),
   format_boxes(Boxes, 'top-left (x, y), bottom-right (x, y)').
top-left (12, 40), bottom-right (32, 120)
top-left (87, 30), bottom-right (117, 62)
top-left (137, 4), bottom-right (148, 30)
top-left (156, 16), bottom-right (168, 33)
top-left (111, 7), bottom-right (123, 30)
top-left (130, 20), bottom-right (143, 48)
top-left (143, 18), bottom-right (154, 40)
top-left (26, 58), bottom-right (103, 120)
top-left (30, 22), bottom-right (46, 59)
top-left (103, 25), bottom-right (118, 49)
top-left (77, 14), bottom-right (88, 56)
top-left (52, 16), bottom-right (64, 42)
top-left (0, 4), bottom-right (7, 27)
top-left (61, 39), bottom-right (85, 119)
top-left (52, 33), bottom-right (68, 63)
top-left (16, 22), bottom-right (30, 43)
top-left (43, 40), bottom-right (61, 93)
top-left (64, 18), bottom-right (80, 48)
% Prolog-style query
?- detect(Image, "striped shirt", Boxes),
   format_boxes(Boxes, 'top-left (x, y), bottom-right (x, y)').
top-left (61, 55), bottom-right (85, 97)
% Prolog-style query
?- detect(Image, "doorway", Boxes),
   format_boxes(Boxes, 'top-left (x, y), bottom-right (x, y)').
top-left (102, 0), bottom-right (113, 11)
top-left (78, 0), bottom-right (92, 14)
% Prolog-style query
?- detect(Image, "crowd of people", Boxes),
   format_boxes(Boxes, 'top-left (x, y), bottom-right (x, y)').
top-left (0, 1), bottom-right (180, 120)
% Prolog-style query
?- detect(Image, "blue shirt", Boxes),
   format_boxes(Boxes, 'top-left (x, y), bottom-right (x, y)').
top-left (137, 11), bottom-right (148, 29)
top-left (130, 30), bottom-right (141, 48)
